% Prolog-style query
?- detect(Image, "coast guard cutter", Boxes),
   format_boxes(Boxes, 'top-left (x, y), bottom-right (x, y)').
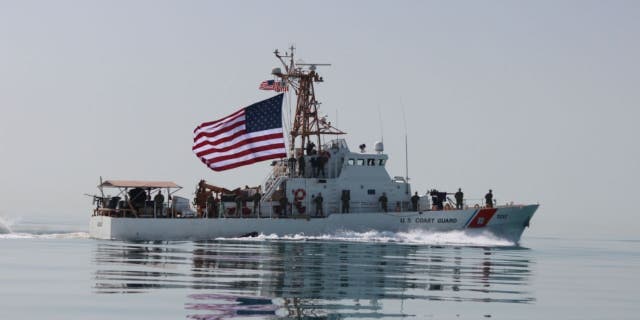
top-left (89, 48), bottom-right (538, 243)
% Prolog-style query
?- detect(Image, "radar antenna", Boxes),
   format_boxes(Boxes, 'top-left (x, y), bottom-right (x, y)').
top-left (272, 46), bottom-right (346, 153)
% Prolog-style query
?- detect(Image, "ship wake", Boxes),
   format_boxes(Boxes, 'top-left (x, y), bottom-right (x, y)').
top-left (0, 216), bottom-right (12, 235)
top-left (216, 229), bottom-right (516, 247)
top-left (0, 216), bottom-right (89, 239)
top-left (0, 232), bottom-right (90, 240)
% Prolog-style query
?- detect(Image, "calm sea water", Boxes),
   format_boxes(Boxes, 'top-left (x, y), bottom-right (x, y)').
top-left (1, 217), bottom-right (639, 319)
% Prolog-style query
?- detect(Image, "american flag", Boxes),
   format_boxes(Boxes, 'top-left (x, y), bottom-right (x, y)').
top-left (193, 94), bottom-right (287, 171)
top-left (259, 80), bottom-right (288, 92)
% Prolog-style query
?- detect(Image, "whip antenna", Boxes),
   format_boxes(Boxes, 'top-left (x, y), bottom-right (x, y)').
top-left (401, 98), bottom-right (409, 192)
top-left (377, 105), bottom-right (384, 143)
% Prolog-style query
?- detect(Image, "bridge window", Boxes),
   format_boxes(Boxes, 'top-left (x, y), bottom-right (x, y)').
top-left (357, 159), bottom-right (365, 166)
top-left (348, 159), bottom-right (355, 165)
top-left (367, 159), bottom-right (375, 166)
top-left (378, 159), bottom-right (386, 166)
top-left (367, 189), bottom-right (376, 195)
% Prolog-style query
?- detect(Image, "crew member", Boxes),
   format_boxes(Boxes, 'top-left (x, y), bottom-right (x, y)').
top-left (317, 153), bottom-right (327, 178)
top-left (379, 192), bottom-right (388, 212)
top-left (306, 141), bottom-right (316, 155)
top-left (437, 191), bottom-right (447, 210)
top-left (253, 191), bottom-right (261, 216)
top-left (455, 188), bottom-right (464, 209)
top-left (206, 192), bottom-right (216, 218)
top-left (411, 192), bottom-right (420, 211)
top-left (279, 194), bottom-right (289, 217)
top-left (235, 193), bottom-right (244, 216)
top-left (298, 155), bottom-right (305, 177)
top-left (430, 189), bottom-right (439, 210)
top-left (154, 191), bottom-right (165, 217)
top-left (341, 190), bottom-right (350, 213)
top-left (288, 156), bottom-right (297, 177)
top-left (314, 193), bottom-right (324, 217)
top-left (429, 189), bottom-right (447, 210)
top-left (485, 189), bottom-right (494, 208)
top-left (310, 157), bottom-right (318, 178)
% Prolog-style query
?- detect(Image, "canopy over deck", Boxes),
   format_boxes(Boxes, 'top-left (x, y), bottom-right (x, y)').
top-left (100, 180), bottom-right (181, 189)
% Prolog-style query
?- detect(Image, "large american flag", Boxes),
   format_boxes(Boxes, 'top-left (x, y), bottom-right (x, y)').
top-left (193, 94), bottom-right (287, 171)
top-left (259, 80), bottom-right (288, 92)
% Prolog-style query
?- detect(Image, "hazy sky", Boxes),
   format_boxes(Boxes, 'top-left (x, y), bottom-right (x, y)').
top-left (1, 1), bottom-right (638, 238)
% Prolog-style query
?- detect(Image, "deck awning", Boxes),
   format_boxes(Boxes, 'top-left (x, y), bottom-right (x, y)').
top-left (100, 180), bottom-right (181, 189)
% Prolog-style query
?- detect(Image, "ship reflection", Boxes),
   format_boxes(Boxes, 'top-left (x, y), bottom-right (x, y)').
top-left (93, 240), bottom-right (535, 318)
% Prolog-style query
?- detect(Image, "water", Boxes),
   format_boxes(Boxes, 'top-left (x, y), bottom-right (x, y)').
top-left (1, 217), bottom-right (639, 319)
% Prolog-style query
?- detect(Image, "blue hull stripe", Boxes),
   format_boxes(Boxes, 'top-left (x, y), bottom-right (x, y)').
top-left (464, 210), bottom-right (479, 228)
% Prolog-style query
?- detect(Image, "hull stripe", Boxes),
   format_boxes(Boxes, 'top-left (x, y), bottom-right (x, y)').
top-left (464, 210), bottom-right (479, 227)
top-left (467, 208), bottom-right (498, 228)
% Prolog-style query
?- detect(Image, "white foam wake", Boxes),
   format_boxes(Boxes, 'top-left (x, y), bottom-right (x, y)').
top-left (0, 216), bottom-right (13, 234)
top-left (216, 229), bottom-right (515, 247)
top-left (0, 232), bottom-right (90, 240)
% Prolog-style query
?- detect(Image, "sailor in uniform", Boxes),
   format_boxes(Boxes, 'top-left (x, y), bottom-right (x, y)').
top-left (314, 193), bottom-right (324, 217)
top-left (455, 188), bottom-right (464, 209)
top-left (154, 191), bottom-right (164, 217)
top-left (485, 189), bottom-right (494, 208)
top-left (379, 192), bottom-right (388, 212)
top-left (411, 192), bottom-right (420, 211)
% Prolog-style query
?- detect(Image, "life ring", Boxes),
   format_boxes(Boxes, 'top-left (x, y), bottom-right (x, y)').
top-left (293, 188), bottom-right (306, 201)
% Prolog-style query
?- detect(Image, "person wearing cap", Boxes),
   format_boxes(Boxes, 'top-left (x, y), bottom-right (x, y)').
top-left (485, 189), bottom-right (494, 208)
top-left (154, 191), bottom-right (165, 217)
top-left (455, 188), bottom-right (464, 209)
top-left (411, 192), bottom-right (420, 211)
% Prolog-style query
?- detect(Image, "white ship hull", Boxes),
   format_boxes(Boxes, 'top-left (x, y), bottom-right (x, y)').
top-left (90, 204), bottom-right (538, 244)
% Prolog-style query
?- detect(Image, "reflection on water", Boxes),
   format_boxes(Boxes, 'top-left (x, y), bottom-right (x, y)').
top-left (94, 239), bottom-right (535, 318)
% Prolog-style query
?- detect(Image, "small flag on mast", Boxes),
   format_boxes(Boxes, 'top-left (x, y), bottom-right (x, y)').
top-left (259, 80), bottom-right (288, 92)
top-left (192, 94), bottom-right (286, 171)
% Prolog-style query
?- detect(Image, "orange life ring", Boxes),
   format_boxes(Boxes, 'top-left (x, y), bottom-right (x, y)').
top-left (293, 188), bottom-right (306, 201)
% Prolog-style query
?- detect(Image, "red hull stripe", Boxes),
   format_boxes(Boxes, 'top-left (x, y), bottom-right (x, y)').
top-left (466, 208), bottom-right (498, 228)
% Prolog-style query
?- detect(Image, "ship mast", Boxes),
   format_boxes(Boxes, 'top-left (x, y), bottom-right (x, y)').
top-left (272, 46), bottom-right (345, 153)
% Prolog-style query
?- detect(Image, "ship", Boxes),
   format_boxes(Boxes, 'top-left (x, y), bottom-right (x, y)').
top-left (89, 47), bottom-right (538, 243)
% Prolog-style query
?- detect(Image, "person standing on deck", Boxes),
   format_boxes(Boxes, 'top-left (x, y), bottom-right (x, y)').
top-left (314, 193), bottom-right (324, 217)
top-left (379, 192), bottom-right (388, 212)
top-left (206, 192), bottom-right (216, 218)
top-left (485, 189), bottom-right (494, 208)
top-left (310, 157), bottom-right (318, 178)
top-left (253, 191), bottom-right (261, 216)
top-left (154, 191), bottom-right (164, 217)
top-left (341, 190), bottom-right (350, 213)
top-left (297, 155), bottom-right (305, 177)
top-left (306, 141), bottom-right (316, 155)
top-left (411, 192), bottom-right (420, 211)
top-left (279, 194), bottom-right (289, 217)
top-left (317, 153), bottom-right (327, 178)
top-left (288, 156), bottom-right (297, 177)
top-left (455, 188), bottom-right (464, 209)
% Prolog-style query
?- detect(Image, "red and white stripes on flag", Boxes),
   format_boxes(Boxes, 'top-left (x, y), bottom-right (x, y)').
top-left (259, 80), bottom-right (289, 92)
top-left (192, 94), bottom-right (286, 172)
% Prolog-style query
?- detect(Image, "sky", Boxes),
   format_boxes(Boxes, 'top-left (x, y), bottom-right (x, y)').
top-left (1, 0), bottom-right (639, 238)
